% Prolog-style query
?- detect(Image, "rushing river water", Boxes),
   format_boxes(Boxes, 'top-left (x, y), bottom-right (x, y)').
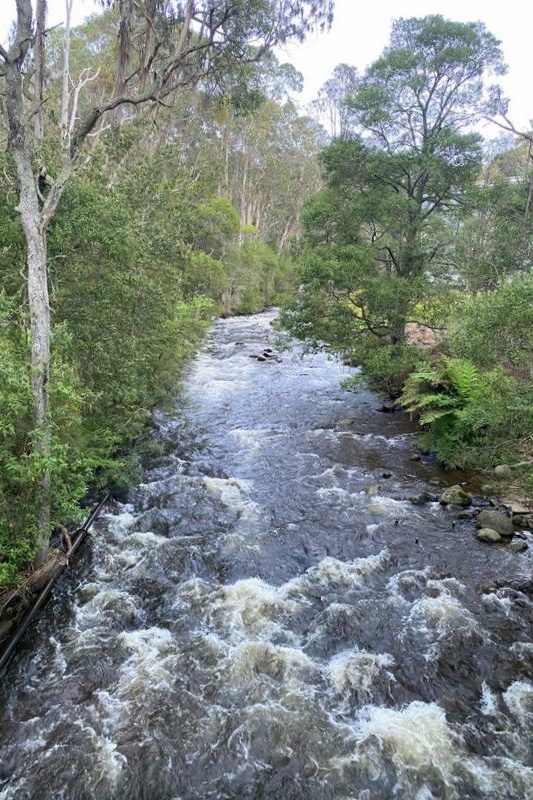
top-left (1, 311), bottom-right (533, 800)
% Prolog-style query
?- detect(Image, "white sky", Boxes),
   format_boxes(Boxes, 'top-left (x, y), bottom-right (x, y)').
top-left (2, 0), bottom-right (532, 131)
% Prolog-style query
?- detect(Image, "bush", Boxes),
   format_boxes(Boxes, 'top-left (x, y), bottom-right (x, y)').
top-left (342, 338), bottom-right (427, 397)
top-left (398, 356), bottom-right (533, 468)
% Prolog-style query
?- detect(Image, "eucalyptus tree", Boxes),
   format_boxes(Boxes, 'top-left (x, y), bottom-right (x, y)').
top-left (0, 0), bottom-right (333, 563)
top-left (311, 62), bottom-right (359, 139)
top-left (284, 16), bottom-right (506, 365)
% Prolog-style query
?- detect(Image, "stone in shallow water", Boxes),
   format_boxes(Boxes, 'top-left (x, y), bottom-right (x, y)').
top-left (439, 485), bottom-right (471, 507)
top-left (476, 510), bottom-right (514, 537)
top-left (476, 528), bottom-right (502, 543)
top-left (510, 539), bottom-right (529, 553)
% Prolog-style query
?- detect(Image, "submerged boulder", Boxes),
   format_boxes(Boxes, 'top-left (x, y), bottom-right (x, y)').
top-left (476, 510), bottom-right (514, 537)
top-left (409, 492), bottom-right (433, 506)
top-left (439, 485), bottom-right (471, 507)
top-left (510, 539), bottom-right (529, 553)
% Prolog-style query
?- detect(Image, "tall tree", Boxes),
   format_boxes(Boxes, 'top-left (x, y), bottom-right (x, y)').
top-left (284, 16), bottom-right (506, 364)
top-left (311, 62), bottom-right (358, 139)
top-left (0, 0), bottom-right (333, 563)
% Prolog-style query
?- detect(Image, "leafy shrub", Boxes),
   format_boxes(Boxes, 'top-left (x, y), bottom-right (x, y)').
top-left (398, 356), bottom-right (533, 467)
top-left (342, 339), bottom-right (428, 397)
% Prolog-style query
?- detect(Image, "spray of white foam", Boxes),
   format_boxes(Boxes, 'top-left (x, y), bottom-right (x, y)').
top-left (71, 718), bottom-right (127, 794)
top-left (227, 641), bottom-right (316, 686)
top-left (354, 701), bottom-right (462, 788)
top-left (386, 568), bottom-right (432, 605)
top-left (327, 649), bottom-right (395, 700)
top-left (481, 590), bottom-right (515, 617)
top-left (480, 682), bottom-right (499, 716)
top-left (316, 486), bottom-right (352, 504)
top-left (286, 550), bottom-right (389, 597)
top-left (503, 680), bottom-right (533, 727)
top-left (405, 581), bottom-right (482, 657)
top-left (214, 577), bottom-right (304, 642)
top-left (203, 476), bottom-right (259, 520)
top-left (116, 627), bottom-right (177, 696)
top-left (367, 496), bottom-right (412, 517)
top-left (229, 428), bottom-right (267, 457)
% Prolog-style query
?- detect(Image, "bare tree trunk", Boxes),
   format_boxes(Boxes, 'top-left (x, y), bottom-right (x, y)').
top-left (60, 0), bottom-right (73, 135)
top-left (34, 0), bottom-right (47, 140)
top-left (239, 153), bottom-right (249, 244)
top-left (5, 6), bottom-right (52, 564)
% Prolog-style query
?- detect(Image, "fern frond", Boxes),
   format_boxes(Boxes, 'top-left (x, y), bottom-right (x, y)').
top-left (419, 408), bottom-right (458, 425)
top-left (443, 357), bottom-right (479, 400)
top-left (412, 393), bottom-right (459, 410)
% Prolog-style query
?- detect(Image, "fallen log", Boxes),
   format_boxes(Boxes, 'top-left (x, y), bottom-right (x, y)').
top-left (0, 495), bottom-right (108, 675)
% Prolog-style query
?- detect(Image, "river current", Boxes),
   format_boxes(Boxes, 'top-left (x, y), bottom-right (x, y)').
top-left (1, 311), bottom-right (532, 799)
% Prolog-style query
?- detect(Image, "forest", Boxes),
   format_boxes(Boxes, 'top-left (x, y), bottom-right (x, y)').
top-left (1, 2), bottom-right (532, 595)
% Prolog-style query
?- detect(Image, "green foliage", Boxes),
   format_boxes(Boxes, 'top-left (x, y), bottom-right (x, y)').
top-left (400, 357), bottom-right (479, 425)
top-left (449, 276), bottom-right (533, 374)
top-left (222, 242), bottom-right (295, 314)
top-left (398, 356), bottom-right (533, 468)
top-left (344, 340), bottom-right (428, 397)
top-left (446, 179), bottom-right (533, 291)
top-left (0, 302), bottom-right (89, 587)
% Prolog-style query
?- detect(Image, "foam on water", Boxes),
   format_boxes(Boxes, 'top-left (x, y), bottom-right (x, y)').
top-left (367, 495), bottom-right (412, 517)
top-left (316, 486), bottom-right (352, 504)
top-left (286, 550), bottom-right (389, 597)
top-left (230, 427), bottom-right (268, 452)
top-left (327, 648), bottom-right (395, 699)
top-left (203, 476), bottom-right (259, 520)
top-left (116, 627), bottom-right (178, 696)
top-left (214, 577), bottom-right (304, 642)
top-left (354, 701), bottom-right (462, 789)
top-left (404, 581), bottom-right (482, 657)
top-left (480, 681), bottom-right (499, 716)
top-left (227, 641), bottom-right (316, 686)
top-left (502, 680), bottom-right (533, 727)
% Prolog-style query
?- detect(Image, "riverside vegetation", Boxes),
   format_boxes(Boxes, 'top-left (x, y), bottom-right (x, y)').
top-left (1, 7), bottom-right (533, 601)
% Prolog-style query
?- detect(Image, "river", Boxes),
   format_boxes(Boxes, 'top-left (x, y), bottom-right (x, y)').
top-left (1, 310), bottom-right (532, 799)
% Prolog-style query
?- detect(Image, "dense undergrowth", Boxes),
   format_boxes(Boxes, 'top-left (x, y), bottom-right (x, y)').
top-left (0, 153), bottom-right (295, 593)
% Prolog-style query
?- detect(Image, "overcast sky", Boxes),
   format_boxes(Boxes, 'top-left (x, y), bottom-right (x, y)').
top-left (3, 0), bottom-right (532, 130)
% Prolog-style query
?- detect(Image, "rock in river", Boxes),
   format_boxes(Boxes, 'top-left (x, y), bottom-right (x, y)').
top-left (476, 528), bottom-right (502, 543)
top-left (439, 485), bottom-right (471, 507)
top-left (476, 510), bottom-right (514, 537)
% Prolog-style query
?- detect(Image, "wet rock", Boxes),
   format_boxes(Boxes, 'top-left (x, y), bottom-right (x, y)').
top-left (409, 453), bottom-right (421, 462)
top-left (378, 402), bottom-right (396, 413)
top-left (476, 510), bottom-right (514, 537)
top-left (457, 510), bottom-right (476, 520)
top-left (513, 514), bottom-right (533, 530)
top-left (257, 355), bottom-right (267, 362)
top-left (476, 528), bottom-right (502, 543)
top-left (439, 485), bottom-right (471, 507)
top-left (510, 539), bottom-right (529, 553)
top-left (381, 471), bottom-right (393, 479)
top-left (409, 492), bottom-right (432, 506)
top-left (364, 483), bottom-right (381, 496)
top-left (501, 498), bottom-right (531, 515)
